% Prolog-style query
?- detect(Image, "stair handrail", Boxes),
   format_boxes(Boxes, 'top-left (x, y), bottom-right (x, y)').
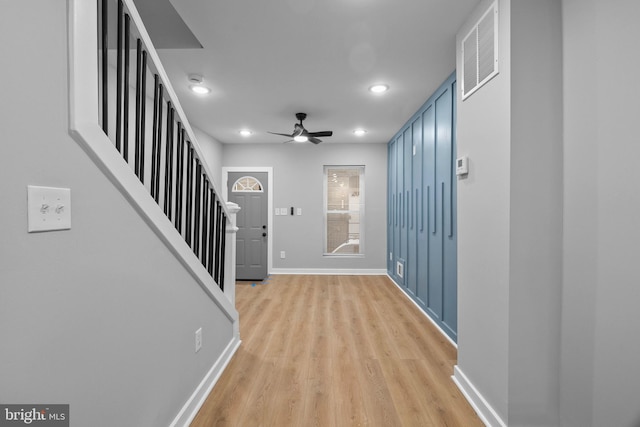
top-left (68, 0), bottom-right (238, 315)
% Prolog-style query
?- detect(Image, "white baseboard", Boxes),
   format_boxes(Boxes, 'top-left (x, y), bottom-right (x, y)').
top-left (270, 268), bottom-right (387, 276)
top-left (386, 274), bottom-right (457, 348)
top-left (169, 336), bottom-right (241, 427)
top-left (452, 366), bottom-right (506, 427)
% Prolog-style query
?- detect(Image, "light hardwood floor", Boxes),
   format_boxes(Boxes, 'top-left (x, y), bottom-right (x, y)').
top-left (191, 275), bottom-right (483, 427)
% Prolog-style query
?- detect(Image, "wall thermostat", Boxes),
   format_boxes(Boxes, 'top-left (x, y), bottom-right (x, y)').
top-left (456, 156), bottom-right (469, 176)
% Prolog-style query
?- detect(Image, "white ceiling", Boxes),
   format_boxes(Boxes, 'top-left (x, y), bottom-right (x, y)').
top-left (134, 0), bottom-right (479, 144)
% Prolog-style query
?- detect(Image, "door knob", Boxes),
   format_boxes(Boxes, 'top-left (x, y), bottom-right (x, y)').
top-left (262, 232), bottom-right (267, 237)
top-left (262, 225), bottom-right (267, 229)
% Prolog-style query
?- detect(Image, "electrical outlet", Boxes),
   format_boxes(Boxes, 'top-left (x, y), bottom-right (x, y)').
top-left (280, 251), bottom-right (286, 259)
top-left (195, 328), bottom-right (202, 353)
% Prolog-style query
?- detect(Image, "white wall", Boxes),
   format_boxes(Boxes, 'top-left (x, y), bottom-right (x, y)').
top-left (0, 2), bottom-right (235, 426)
top-left (222, 142), bottom-right (387, 271)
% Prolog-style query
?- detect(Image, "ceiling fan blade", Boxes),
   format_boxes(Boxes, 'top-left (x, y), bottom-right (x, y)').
top-left (268, 131), bottom-right (294, 137)
top-left (308, 137), bottom-right (323, 144)
top-left (306, 131), bottom-right (333, 137)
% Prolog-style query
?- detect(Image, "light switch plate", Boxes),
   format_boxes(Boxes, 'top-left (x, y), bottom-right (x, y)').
top-left (28, 185), bottom-right (71, 232)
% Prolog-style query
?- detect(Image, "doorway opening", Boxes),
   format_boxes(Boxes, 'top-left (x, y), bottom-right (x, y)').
top-left (223, 167), bottom-right (273, 279)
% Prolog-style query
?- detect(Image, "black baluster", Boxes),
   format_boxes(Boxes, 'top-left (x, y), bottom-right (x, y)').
top-left (123, 13), bottom-right (130, 162)
top-left (214, 201), bottom-right (221, 283)
top-left (164, 103), bottom-right (173, 217)
top-left (100, 0), bottom-right (108, 134)
top-left (174, 124), bottom-right (184, 233)
top-left (179, 129), bottom-right (186, 234)
top-left (193, 160), bottom-right (202, 256)
top-left (139, 51), bottom-right (147, 184)
top-left (208, 192), bottom-right (216, 275)
top-left (169, 108), bottom-right (175, 219)
top-left (155, 84), bottom-right (164, 201)
top-left (220, 211), bottom-right (227, 291)
top-left (151, 75), bottom-right (160, 198)
top-left (134, 38), bottom-right (142, 178)
top-left (201, 180), bottom-right (209, 267)
top-left (185, 144), bottom-right (194, 246)
top-left (115, 0), bottom-right (123, 152)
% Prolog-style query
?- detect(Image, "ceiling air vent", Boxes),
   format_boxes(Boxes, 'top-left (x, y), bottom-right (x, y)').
top-left (461, 1), bottom-right (499, 100)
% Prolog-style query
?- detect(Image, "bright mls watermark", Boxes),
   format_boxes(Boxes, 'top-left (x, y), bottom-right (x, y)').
top-left (0, 405), bottom-right (68, 426)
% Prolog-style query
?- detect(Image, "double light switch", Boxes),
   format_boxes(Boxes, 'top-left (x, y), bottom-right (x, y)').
top-left (27, 185), bottom-right (71, 232)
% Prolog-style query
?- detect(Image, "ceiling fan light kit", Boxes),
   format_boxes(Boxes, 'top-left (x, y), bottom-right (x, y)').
top-left (268, 112), bottom-right (333, 144)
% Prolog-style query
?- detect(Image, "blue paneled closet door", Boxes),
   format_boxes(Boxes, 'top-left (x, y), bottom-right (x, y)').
top-left (388, 141), bottom-right (396, 275)
top-left (387, 72), bottom-right (457, 342)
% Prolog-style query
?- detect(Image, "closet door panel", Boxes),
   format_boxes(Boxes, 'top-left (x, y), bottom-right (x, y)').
top-left (434, 84), bottom-right (455, 333)
top-left (394, 135), bottom-right (404, 283)
top-left (442, 81), bottom-right (458, 338)
top-left (388, 140), bottom-right (396, 275)
top-left (407, 120), bottom-right (420, 296)
top-left (417, 107), bottom-right (433, 307)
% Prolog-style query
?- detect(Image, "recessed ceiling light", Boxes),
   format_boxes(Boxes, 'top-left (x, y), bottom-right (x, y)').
top-left (353, 129), bottom-right (367, 136)
top-left (189, 84), bottom-right (211, 95)
top-left (239, 129), bottom-right (252, 137)
top-left (369, 84), bottom-right (389, 94)
top-left (187, 74), bottom-right (211, 95)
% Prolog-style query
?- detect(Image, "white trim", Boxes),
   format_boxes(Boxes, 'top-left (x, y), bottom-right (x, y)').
top-left (386, 274), bottom-right (457, 348)
top-left (169, 337), bottom-right (242, 427)
top-left (270, 268), bottom-right (387, 276)
top-left (222, 167), bottom-right (274, 274)
top-left (68, 0), bottom-right (237, 323)
top-left (452, 366), bottom-right (506, 427)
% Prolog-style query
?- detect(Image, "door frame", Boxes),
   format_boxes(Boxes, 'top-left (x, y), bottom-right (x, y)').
top-left (223, 166), bottom-right (273, 275)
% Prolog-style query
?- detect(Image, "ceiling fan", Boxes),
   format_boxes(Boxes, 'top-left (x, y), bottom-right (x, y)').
top-left (268, 112), bottom-right (333, 144)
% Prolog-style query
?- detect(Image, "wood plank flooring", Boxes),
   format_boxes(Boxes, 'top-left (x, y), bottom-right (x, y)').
top-left (190, 275), bottom-right (483, 427)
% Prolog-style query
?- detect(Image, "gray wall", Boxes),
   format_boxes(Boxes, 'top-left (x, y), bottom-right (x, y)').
top-left (456, 0), bottom-right (564, 424)
top-left (194, 126), bottom-right (224, 191)
top-left (560, 2), bottom-right (598, 423)
top-left (222, 143), bottom-right (387, 271)
top-left (508, 0), bottom-right (563, 424)
top-left (562, 1), bottom-right (640, 426)
top-left (0, 2), bottom-right (234, 426)
top-left (456, 0), bottom-right (512, 421)
top-left (456, 0), bottom-right (640, 426)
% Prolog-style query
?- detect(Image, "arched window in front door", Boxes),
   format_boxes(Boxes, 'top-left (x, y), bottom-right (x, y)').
top-left (232, 176), bottom-right (264, 192)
